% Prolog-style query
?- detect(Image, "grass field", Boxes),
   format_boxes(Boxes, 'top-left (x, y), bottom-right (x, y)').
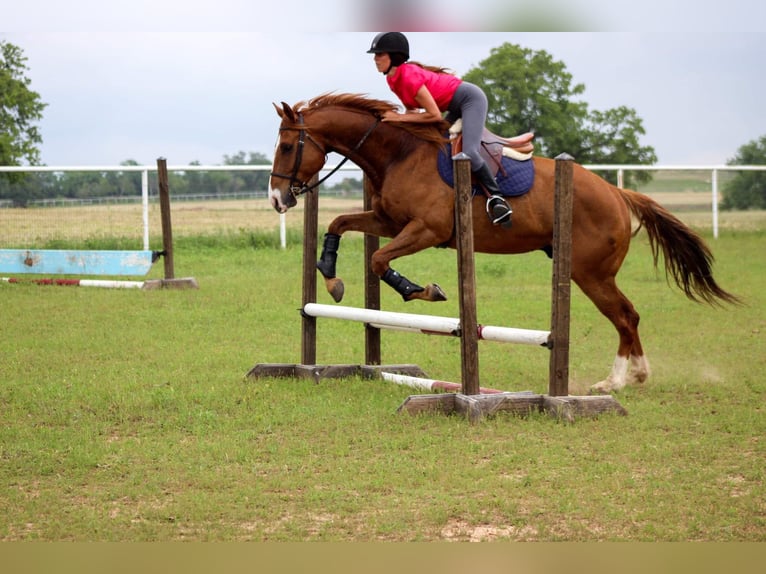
top-left (1, 197), bottom-right (765, 541)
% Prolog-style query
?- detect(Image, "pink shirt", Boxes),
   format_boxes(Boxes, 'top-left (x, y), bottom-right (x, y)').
top-left (386, 63), bottom-right (462, 110)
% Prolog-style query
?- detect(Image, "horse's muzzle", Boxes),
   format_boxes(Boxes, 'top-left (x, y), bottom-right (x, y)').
top-left (269, 188), bottom-right (297, 213)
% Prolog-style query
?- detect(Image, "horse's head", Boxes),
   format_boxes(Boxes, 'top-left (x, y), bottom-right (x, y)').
top-left (268, 101), bottom-right (328, 213)
top-left (269, 93), bottom-right (448, 214)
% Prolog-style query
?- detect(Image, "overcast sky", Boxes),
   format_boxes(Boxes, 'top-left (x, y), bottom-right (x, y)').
top-left (2, 1), bottom-right (765, 167)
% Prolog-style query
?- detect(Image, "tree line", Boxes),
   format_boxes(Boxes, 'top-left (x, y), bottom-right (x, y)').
top-left (0, 153), bottom-right (363, 207)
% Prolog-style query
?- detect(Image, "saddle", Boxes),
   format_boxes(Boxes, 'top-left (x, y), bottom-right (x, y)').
top-left (449, 119), bottom-right (534, 180)
top-left (437, 119), bottom-right (535, 198)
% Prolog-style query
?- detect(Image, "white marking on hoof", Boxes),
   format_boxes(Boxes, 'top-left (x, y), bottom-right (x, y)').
top-left (591, 355), bottom-right (629, 394)
top-left (627, 355), bottom-right (651, 385)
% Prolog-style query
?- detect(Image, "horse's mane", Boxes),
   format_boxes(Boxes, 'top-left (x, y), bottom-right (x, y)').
top-left (294, 92), bottom-right (450, 148)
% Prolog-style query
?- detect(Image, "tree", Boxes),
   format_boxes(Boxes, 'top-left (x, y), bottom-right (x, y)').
top-left (1, 40), bottom-right (46, 165)
top-left (463, 43), bottom-right (586, 159)
top-left (223, 151), bottom-right (271, 192)
top-left (461, 42), bottom-right (656, 186)
top-left (1, 40), bottom-right (47, 206)
top-left (721, 135), bottom-right (766, 210)
top-left (579, 106), bottom-right (657, 186)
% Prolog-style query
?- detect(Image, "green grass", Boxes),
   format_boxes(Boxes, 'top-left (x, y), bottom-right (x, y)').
top-left (1, 228), bottom-right (765, 541)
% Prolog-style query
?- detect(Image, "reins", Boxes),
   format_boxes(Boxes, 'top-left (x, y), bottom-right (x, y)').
top-left (270, 112), bottom-right (380, 199)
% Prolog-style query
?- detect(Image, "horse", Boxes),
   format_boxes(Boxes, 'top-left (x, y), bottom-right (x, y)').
top-left (268, 93), bottom-right (739, 394)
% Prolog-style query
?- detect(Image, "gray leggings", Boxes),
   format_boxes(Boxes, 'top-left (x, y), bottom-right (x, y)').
top-left (445, 81), bottom-right (488, 172)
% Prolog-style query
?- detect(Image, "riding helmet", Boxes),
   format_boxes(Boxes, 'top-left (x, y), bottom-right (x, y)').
top-left (367, 32), bottom-right (410, 62)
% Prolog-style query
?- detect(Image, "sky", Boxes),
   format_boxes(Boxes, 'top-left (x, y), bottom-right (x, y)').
top-left (2, 1), bottom-right (765, 168)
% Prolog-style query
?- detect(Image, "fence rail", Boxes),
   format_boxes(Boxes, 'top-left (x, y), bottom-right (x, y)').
top-left (2, 163), bottom-right (766, 242)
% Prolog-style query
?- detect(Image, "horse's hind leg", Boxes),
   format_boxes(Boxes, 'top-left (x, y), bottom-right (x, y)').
top-left (575, 275), bottom-right (651, 393)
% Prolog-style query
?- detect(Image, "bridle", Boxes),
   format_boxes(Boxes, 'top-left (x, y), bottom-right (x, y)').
top-left (270, 112), bottom-right (380, 199)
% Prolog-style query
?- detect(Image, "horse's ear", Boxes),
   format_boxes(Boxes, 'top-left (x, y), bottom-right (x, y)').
top-left (274, 101), bottom-right (296, 123)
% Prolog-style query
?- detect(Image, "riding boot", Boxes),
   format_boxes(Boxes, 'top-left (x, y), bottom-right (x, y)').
top-left (316, 233), bottom-right (341, 278)
top-left (474, 163), bottom-right (512, 229)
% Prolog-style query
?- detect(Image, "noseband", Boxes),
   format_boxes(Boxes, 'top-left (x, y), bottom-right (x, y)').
top-left (270, 112), bottom-right (380, 198)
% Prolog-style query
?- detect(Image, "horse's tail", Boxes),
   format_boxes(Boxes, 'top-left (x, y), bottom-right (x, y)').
top-left (617, 187), bottom-right (741, 307)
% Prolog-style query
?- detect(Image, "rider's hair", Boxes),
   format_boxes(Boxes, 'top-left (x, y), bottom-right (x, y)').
top-left (408, 62), bottom-right (456, 76)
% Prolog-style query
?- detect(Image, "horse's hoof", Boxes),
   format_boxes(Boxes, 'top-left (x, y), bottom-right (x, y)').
top-left (325, 277), bottom-right (345, 303)
top-left (589, 380), bottom-right (615, 395)
top-left (425, 283), bottom-right (448, 302)
top-left (403, 284), bottom-right (447, 302)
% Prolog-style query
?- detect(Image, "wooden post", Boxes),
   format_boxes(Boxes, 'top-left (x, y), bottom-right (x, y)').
top-left (156, 158), bottom-right (174, 280)
top-left (142, 158), bottom-right (198, 289)
top-left (453, 153), bottom-right (480, 395)
top-left (363, 176), bottom-right (382, 365)
top-left (301, 176), bottom-right (319, 366)
top-left (548, 154), bottom-right (574, 397)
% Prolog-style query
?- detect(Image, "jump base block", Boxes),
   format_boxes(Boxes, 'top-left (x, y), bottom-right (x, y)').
top-left (398, 392), bottom-right (627, 424)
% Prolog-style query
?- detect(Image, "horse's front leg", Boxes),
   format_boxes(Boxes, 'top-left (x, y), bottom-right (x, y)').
top-left (316, 211), bottom-right (398, 302)
top-left (370, 220), bottom-right (450, 303)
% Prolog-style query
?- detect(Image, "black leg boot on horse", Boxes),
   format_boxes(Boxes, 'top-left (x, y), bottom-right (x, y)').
top-left (474, 162), bottom-right (512, 229)
top-left (316, 233), bottom-right (345, 302)
top-left (382, 268), bottom-right (426, 301)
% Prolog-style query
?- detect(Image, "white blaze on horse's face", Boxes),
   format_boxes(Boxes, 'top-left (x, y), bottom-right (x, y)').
top-left (268, 181), bottom-right (289, 213)
top-left (268, 180), bottom-right (297, 213)
top-left (269, 137), bottom-right (299, 213)
top-left (269, 139), bottom-right (282, 212)
top-left (269, 138), bottom-right (287, 213)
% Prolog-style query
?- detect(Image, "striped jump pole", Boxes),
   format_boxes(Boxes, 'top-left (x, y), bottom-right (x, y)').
top-left (302, 303), bottom-right (551, 347)
top-left (2, 277), bottom-right (146, 289)
top-left (0, 277), bottom-right (196, 290)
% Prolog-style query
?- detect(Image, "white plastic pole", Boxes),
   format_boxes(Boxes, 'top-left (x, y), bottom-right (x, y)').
top-left (304, 303), bottom-right (460, 335)
top-left (79, 279), bottom-right (145, 289)
top-left (477, 325), bottom-right (551, 346)
top-left (142, 169), bottom-right (150, 250)
top-left (303, 303), bottom-right (550, 347)
top-left (712, 168), bottom-right (719, 239)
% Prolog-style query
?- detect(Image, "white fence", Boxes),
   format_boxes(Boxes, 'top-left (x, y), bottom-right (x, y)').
top-left (588, 164), bottom-right (766, 239)
top-left (2, 163), bottom-right (765, 245)
top-left (0, 164), bottom-right (277, 249)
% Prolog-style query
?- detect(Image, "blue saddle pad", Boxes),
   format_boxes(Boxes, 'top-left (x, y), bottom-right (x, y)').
top-left (437, 144), bottom-right (535, 197)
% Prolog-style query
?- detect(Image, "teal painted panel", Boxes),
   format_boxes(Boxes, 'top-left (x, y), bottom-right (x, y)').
top-left (0, 250), bottom-right (155, 276)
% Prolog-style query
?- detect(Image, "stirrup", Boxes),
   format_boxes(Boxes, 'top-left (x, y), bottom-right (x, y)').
top-left (486, 195), bottom-right (513, 228)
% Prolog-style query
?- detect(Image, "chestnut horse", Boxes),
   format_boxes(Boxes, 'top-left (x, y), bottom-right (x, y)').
top-left (268, 93), bottom-right (738, 394)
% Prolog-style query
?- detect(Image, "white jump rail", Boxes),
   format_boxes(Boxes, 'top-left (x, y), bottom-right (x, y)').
top-left (302, 303), bottom-right (551, 347)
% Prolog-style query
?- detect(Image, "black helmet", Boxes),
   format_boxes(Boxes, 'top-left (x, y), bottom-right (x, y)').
top-left (367, 32), bottom-right (410, 61)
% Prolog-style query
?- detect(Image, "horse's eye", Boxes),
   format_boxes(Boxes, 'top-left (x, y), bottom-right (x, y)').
top-left (280, 143), bottom-right (294, 154)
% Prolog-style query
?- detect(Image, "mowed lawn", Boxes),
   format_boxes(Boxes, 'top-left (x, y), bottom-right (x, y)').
top-left (0, 204), bottom-right (764, 541)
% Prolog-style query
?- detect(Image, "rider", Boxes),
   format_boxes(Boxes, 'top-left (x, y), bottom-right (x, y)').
top-left (367, 31), bottom-right (512, 228)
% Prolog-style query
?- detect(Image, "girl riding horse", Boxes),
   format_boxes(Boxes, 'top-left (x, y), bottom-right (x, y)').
top-left (367, 31), bottom-right (513, 228)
